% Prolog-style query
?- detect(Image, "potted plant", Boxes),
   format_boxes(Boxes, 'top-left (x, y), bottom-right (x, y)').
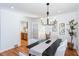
top-left (68, 19), bottom-right (78, 49)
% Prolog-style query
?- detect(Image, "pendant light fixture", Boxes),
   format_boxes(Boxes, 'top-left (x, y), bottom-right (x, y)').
top-left (41, 3), bottom-right (57, 25)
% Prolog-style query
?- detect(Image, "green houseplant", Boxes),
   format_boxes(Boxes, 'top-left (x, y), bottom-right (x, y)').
top-left (68, 19), bottom-right (78, 49)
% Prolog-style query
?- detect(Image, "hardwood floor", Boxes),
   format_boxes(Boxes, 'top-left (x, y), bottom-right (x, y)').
top-left (0, 43), bottom-right (78, 56)
top-left (0, 46), bottom-right (29, 56)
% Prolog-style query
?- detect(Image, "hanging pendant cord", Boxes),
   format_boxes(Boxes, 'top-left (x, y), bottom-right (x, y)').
top-left (46, 3), bottom-right (49, 24)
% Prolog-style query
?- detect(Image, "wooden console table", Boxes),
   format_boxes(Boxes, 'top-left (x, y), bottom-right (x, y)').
top-left (20, 32), bottom-right (28, 46)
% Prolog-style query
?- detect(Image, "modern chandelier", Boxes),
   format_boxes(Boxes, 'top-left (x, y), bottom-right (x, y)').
top-left (41, 3), bottom-right (57, 25)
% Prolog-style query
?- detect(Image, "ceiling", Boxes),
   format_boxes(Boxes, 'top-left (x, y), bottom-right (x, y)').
top-left (0, 3), bottom-right (79, 18)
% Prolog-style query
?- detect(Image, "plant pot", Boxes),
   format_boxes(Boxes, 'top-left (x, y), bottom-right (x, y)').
top-left (67, 42), bottom-right (74, 50)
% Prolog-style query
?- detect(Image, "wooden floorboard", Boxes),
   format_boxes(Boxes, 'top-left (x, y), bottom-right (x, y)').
top-left (0, 46), bottom-right (29, 56)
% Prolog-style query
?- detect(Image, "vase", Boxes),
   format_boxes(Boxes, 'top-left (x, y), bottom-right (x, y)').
top-left (67, 42), bottom-right (74, 50)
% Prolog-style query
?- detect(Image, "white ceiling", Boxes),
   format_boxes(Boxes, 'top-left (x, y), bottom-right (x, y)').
top-left (0, 3), bottom-right (79, 18)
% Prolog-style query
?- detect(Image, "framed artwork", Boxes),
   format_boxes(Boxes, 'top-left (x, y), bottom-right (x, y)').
top-left (59, 23), bottom-right (65, 35)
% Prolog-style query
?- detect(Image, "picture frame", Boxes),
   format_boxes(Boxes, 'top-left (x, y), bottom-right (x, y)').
top-left (59, 23), bottom-right (65, 35)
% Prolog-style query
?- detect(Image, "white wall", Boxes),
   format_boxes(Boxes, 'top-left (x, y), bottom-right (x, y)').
top-left (52, 12), bottom-right (78, 41)
top-left (0, 11), bottom-right (1, 49)
top-left (0, 9), bottom-right (34, 52)
top-left (0, 9), bottom-right (39, 52)
top-left (76, 10), bottom-right (79, 51)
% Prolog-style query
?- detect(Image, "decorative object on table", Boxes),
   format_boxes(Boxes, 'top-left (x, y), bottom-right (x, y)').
top-left (41, 3), bottom-right (57, 26)
top-left (67, 42), bottom-right (74, 50)
top-left (45, 40), bottom-right (51, 44)
top-left (45, 32), bottom-right (51, 40)
top-left (21, 21), bottom-right (28, 32)
top-left (65, 42), bottom-right (78, 56)
top-left (67, 19), bottom-right (78, 49)
top-left (59, 23), bottom-right (65, 35)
